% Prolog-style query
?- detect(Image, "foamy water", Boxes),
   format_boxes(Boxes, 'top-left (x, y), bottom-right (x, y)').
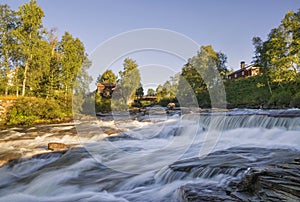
top-left (0, 110), bottom-right (299, 201)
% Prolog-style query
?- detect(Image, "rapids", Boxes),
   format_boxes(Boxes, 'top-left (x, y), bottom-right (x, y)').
top-left (0, 109), bottom-right (299, 201)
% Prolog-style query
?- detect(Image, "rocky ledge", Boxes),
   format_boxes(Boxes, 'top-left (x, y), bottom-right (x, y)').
top-left (171, 147), bottom-right (300, 201)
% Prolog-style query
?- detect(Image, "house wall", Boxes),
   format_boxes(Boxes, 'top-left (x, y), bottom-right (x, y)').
top-left (228, 66), bottom-right (259, 80)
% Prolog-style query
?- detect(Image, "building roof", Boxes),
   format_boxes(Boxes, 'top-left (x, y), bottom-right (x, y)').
top-left (228, 64), bottom-right (258, 77)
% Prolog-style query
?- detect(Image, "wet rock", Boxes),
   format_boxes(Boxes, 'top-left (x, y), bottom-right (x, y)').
top-left (179, 183), bottom-right (240, 202)
top-left (105, 133), bottom-right (138, 141)
top-left (0, 152), bottom-right (22, 167)
top-left (102, 126), bottom-right (122, 135)
top-left (169, 147), bottom-right (300, 201)
top-left (48, 142), bottom-right (69, 151)
top-left (233, 160), bottom-right (300, 201)
top-left (268, 109), bottom-right (300, 118)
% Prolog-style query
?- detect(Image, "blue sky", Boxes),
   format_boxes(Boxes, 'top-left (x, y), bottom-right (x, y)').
top-left (2, 0), bottom-right (300, 89)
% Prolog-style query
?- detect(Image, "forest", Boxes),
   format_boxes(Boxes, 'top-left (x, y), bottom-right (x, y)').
top-left (1, 0), bottom-right (299, 125)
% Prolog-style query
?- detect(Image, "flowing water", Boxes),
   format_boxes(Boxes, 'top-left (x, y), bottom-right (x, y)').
top-left (0, 109), bottom-right (300, 201)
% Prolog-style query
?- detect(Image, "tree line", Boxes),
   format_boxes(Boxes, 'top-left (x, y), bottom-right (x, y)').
top-left (1, 1), bottom-right (299, 124)
top-left (96, 8), bottom-right (300, 111)
top-left (0, 0), bottom-right (90, 100)
top-left (157, 9), bottom-right (300, 109)
top-left (0, 0), bottom-right (91, 125)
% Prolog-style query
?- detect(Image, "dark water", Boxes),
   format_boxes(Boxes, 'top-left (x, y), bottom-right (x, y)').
top-left (0, 109), bottom-right (299, 201)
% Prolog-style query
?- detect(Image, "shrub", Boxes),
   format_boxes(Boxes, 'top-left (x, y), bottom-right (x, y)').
top-left (5, 97), bottom-right (69, 126)
top-left (268, 90), bottom-right (292, 108)
top-left (291, 92), bottom-right (300, 108)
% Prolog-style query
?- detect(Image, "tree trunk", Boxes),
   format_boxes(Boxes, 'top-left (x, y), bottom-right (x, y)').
top-left (22, 53), bottom-right (32, 97)
top-left (16, 85), bottom-right (19, 97)
top-left (5, 86), bottom-right (8, 97)
top-left (4, 52), bottom-right (9, 96)
top-left (22, 61), bottom-right (28, 96)
top-left (15, 67), bottom-right (19, 97)
top-left (267, 80), bottom-right (272, 95)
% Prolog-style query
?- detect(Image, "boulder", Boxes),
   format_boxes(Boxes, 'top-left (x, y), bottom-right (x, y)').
top-left (48, 142), bottom-right (69, 151)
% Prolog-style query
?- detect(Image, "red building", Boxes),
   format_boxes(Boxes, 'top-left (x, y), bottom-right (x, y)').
top-left (97, 82), bottom-right (116, 98)
top-left (228, 61), bottom-right (260, 80)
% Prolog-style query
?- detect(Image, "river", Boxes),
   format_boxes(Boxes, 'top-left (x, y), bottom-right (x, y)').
top-left (0, 109), bottom-right (300, 201)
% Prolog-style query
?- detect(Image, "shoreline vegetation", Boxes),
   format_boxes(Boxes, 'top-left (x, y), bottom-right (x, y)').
top-left (0, 1), bottom-right (299, 126)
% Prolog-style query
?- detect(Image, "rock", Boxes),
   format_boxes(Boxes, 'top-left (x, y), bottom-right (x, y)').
top-left (0, 152), bottom-right (22, 167)
top-left (233, 161), bottom-right (300, 201)
top-left (179, 183), bottom-right (240, 201)
top-left (102, 126), bottom-right (122, 135)
top-left (48, 142), bottom-right (69, 151)
top-left (168, 147), bottom-right (300, 201)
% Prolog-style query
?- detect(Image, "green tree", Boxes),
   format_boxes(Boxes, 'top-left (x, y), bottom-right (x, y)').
top-left (44, 28), bottom-right (61, 98)
top-left (253, 10), bottom-right (300, 83)
top-left (11, 0), bottom-right (46, 96)
top-left (118, 58), bottom-right (141, 105)
top-left (0, 4), bottom-right (17, 95)
top-left (58, 32), bottom-right (85, 99)
top-left (177, 62), bottom-right (207, 107)
top-left (147, 88), bottom-right (156, 96)
top-left (135, 83), bottom-right (144, 99)
top-left (73, 57), bottom-right (92, 113)
top-left (100, 69), bottom-right (117, 83)
top-left (177, 45), bottom-right (226, 107)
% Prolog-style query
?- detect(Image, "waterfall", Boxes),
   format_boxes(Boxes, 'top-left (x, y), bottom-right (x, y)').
top-left (198, 114), bottom-right (300, 130)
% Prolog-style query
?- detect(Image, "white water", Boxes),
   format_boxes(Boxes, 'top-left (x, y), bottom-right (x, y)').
top-left (0, 110), bottom-right (300, 201)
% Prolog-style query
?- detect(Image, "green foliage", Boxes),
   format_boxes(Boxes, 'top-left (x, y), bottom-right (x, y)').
top-left (118, 58), bottom-right (141, 105)
top-left (111, 99), bottom-right (129, 111)
top-left (0, 1), bottom-right (92, 126)
top-left (6, 97), bottom-right (70, 126)
top-left (268, 89), bottom-right (292, 108)
top-left (156, 97), bottom-right (178, 107)
top-left (11, 0), bottom-right (46, 97)
top-left (177, 62), bottom-right (206, 107)
top-left (100, 69), bottom-right (117, 83)
top-left (291, 91), bottom-right (300, 108)
top-left (177, 45), bottom-right (227, 108)
top-left (94, 94), bottom-right (111, 113)
top-left (253, 9), bottom-right (300, 83)
top-left (58, 32), bottom-right (86, 96)
top-left (225, 75), bottom-right (271, 108)
top-left (0, 4), bottom-right (17, 96)
top-left (147, 88), bottom-right (156, 96)
top-left (135, 84), bottom-right (144, 99)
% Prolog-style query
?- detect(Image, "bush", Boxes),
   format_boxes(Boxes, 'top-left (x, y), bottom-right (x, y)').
top-left (225, 76), bottom-right (271, 108)
top-left (6, 97), bottom-right (69, 126)
top-left (291, 92), bottom-right (300, 108)
top-left (268, 90), bottom-right (292, 108)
